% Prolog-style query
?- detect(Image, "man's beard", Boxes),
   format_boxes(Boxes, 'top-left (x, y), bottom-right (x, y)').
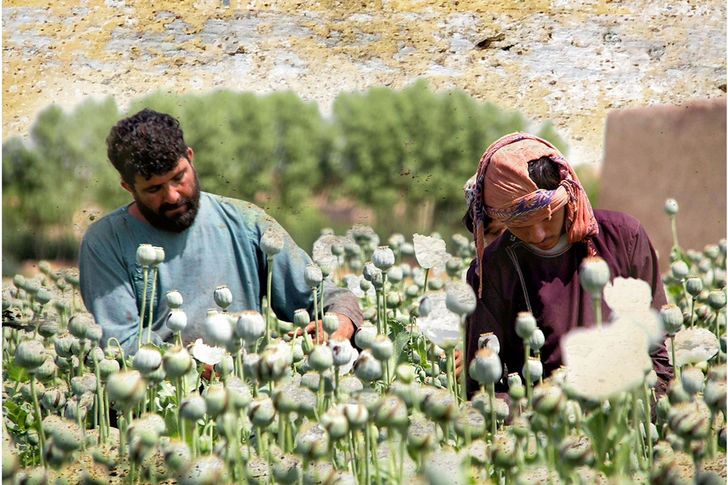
top-left (135, 171), bottom-right (201, 233)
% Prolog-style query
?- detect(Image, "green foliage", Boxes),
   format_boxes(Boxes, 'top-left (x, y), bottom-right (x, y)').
top-left (3, 82), bottom-right (572, 266)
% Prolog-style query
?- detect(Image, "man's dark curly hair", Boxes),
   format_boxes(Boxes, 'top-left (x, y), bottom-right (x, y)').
top-left (106, 108), bottom-right (189, 187)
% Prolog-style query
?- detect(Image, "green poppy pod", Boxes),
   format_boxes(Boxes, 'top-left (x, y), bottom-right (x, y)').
top-left (163, 345), bottom-right (192, 379)
top-left (133, 345), bottom-right (162, 374)
top-left (37, 319), bottom-right (59, 340)
top-left (248, 396), bottom-right (276, 428)
top-left (515, 311), bottom-right (537, 340)
top-left (422, 387), bottom-right (458, 423)
top-left (51, 421), bottom-right (84, 453)
top-left (388, 233), bottom-right (406, 250)
top-left (664, 198), bottom-right (679, 216)
top-left (153, 246), bottom-right (165, 265)
top-left (2, 448), bottom-right (19, 481)
top-left (85, 323), bottom-right (103, 345)
top-left (354, 323), bottom-right (377, 350)
top-left (579, 256), bottom-right (611, 296)
top-left (353, 350), bottom-right (382, 382)
top-left (528, 327), bottom-right (545, 350)
top-left (445, 257), bottom-right (463, 278)
top-left (203, 312), bottom-right (233, 347)
top-left (136, 244), bottom-right (157, 267)
top-left (179, 394), bottom-right (207, 422)
top-left (370, 334), bottom-right (393, 361)
top-left (40, 388), bottom-right (66, 413)
top-left (213, 285), bottom-right (233, 311)
top-left (522, 357), bottom-right (543, 383)
top-left (235, 310), bottom-right (265, 343)
top-left (558, 434), bottom-right (594, 467)
top-left (14, 340), bottom-right (47, 370)
top-left (98, 358), bottom-right (120, 382)
top-left (322, 312), bottom-right (339, 335)
top-left (260, 227), bottom-right (285, 256)
top-left (339, 402), bottom-right (369, 430)
top-left (454, 404), bottom-right (486, 440)
top-left (329, 336), bottom-right (354, 368)
top-left (293, 308), bottom-right (310, 329)
top-left (107, 370), bottom-right (146, 408)
top-left (203, 383), bottom-right (228, 418)
top-left (304, 263), bottom-right (323, 288)
top-left (294, 422), bottom-right (329, 461)
top-left (445, 281), bottom-right (477, 317)
top-left (659, 304), bottom-right (684, 335)
top-left (532, 383), bottom-right (566, 417)
top-left (166, 308), bottom-right (188, 333)
top-left (427, 277), bottom-right (444, 291)
top-left (307, 345), bottom-right (333, 372)
top-left (680, 366), bottom-right (704, 397)
top-left (35, 288), bottom-right (52, 305)
top-left (479, 332), bottom-right (501, 354)
top-left (225, 376), bottom-right (252, 411)
top-left (372, 246), bottom-right (395, 271)
top-left (70, 374), bottom-right (97, 397)
top-left (708, 290), bottom-right (727, 311)
top-left (469, 347), bottom-right (502, 386)
top-left (68, 313), bottom-right (93, 339)
top-left (320, 408), bottom-right (349, 441)
top-left (685, 277), bottom-right (704, 297)
top-left (387, 266), bottom-right (404, 284)
top-left (667, 401), bottom-right (710, 441)
top-left (166, 289), bottom-right (183, 309)
top-left (373, 396), bottom-right (409, 430)
top-left (670, 260), bottom-right (690, 280)
top-left (163, 440), bottom-right (192, 473)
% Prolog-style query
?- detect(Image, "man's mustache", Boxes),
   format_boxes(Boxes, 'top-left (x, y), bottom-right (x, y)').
top-left (159, 199), bottom-right (188, 214)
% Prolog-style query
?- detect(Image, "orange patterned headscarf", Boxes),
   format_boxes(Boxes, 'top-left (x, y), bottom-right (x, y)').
top-left (469, 132), bottom-right (598, 295)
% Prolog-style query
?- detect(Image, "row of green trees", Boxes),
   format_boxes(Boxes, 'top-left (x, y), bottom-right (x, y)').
top-left (2, 80), bottom-right (577, 275)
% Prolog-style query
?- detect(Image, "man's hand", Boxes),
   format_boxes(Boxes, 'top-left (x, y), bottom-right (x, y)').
top-left (287, 314), bottom-right (355, 344)
top-left (454, 349), bottom-right (464, 376)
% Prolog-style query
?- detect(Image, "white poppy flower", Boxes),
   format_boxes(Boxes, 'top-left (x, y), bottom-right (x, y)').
top-left (416, 292), bottom-right (461, 349)
top-left (562, 318), bottom-right (652, 400)
top-left (413, 234), bottom-right (449, 270)
top-left (191, 338), bottom-right (226, 365)
top-left (665, 327), bottom-right (720, 367)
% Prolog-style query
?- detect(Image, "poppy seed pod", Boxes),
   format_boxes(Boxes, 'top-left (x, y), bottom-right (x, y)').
top-left (446, 257), bottom-right (463, 278)
top-left (685, 277), bottom-right (703, 297)
top-left (523, 357), bottom-right (543, 383)
top-left (660, 304), bottom-right (684, 335)
top-left (387, 266), bottom-right (404, 284)
top-left (133, 346), bottom-right (163, 374)
top-left (370, 334), bottom-right (394, 361)
top-left (320, 408), bottom-right (349, 441)
top-left (372, 246), bottom-right (395, 271)
top-left (53, 333), bottom-right (75, 359)
top-left (307, 345), bottom-right (334, 372)
top-left (243, 353), bottom-right (260, 382)
top-left (704, 244), bottom-right (720, 261)
top-left (136, 244), bottom-right (157, 267)
top-left (469, 347), bottom-right (502, 385)
top-left (670, 260), bottom-right (690, 280)
top-left (680, 366), bottom-right (704, 397)
top-left (532, 383), bottom-right (566, 417)
top-left (295, 422), bottom-right (329, 461)
top-left (374, 396), bottom-right (409, 430)
top-left (14, 340), bottom-right (47, 370)
top-left (179, 395), bottom-right (207, 422)
top-left (528, 327), bottom-right (546, 351)
top-left (293, 308), bottom-right (311, 329)
top-left (708, 290), bottom-right (727, 311)
top-left (226, 376), bottom-right (252, 410)
top-left (579, 257), bottom-right (611, 297)
top-left (445, 282), bottom-right (477, 317)
top-left (163, 346), bottom-right (193, 379)
top-left (353, 350), bottom-right (383, 382)
top-left (329, 336), bottom-right (354, 367)
top-left (166, 290), bottom-right (184, 309)
top-left (203, 383), bottom-right (229, 418)
top-left (68, 313), bottom-right (94, 339)
top-left (106, 370), bottom-right (146, 408)
top-left (213, 285), bottom-right (233, 311)
top-left (203, 312), bottom-right (233, 347)
top-left (322, 313), bottom-right (339, 335)
top-left (235, 310), bottom-right (266, 343)
top-left (35, 288), bottom-right (52, 305)
top-left (354, 323), bottom-right (377, 350)
top-left (260, 227), bottom-right (285, 256)
top-left (166, 309), bottom-right (188, 333)
top-left (515, 312), bottom-right (537, 340)
top-left (153, 246), bottom-right (165, 265)
top-left (248, 396), bottom-right (276, 428)
top-left (98, 358), bottom-right (120, 381)
top-left (664, 198), bottom-right (679, 216)
top-left (304, 264), bottom-right (323, 288)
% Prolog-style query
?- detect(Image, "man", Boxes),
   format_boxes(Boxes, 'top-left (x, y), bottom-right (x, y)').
top-left (79, 108), bottom-right (362, 355)
top-left (462, 132), bottom-right (672, 397)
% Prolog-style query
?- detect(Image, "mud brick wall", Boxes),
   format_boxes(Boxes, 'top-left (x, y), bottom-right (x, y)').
top-left (3, 0), bottom-right (725, 170)
top-left (599, 97), bottom-right (726, 268)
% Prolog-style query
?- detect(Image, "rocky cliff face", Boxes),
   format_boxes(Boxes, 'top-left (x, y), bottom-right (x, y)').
top-left (2, 0), bottom-right (725, 166)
